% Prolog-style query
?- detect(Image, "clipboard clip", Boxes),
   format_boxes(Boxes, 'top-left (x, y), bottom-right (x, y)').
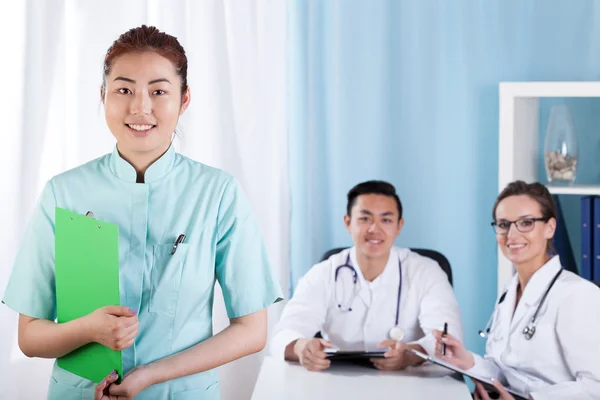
top-left (171, 234), bottom-right (186, 255)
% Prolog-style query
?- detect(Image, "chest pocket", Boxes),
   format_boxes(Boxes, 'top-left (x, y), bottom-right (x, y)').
top-left (149, 243), bottom-right (190, 317)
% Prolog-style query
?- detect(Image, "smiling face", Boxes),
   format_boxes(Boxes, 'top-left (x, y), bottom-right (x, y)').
top-left (102, 51), bottom-right (190, 160)
top-left (494, 195), bottom-right (556, 267)
top-left (344, 194), bottom-right (403, 262)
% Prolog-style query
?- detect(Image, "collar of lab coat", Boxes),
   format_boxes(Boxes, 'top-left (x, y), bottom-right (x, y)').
top-left (109, 144), bottom-right (176, 183)
top-left (348, 247), bottom-right (397, 307)
top-left (348, 246), bottom-right (406, 290)
top-left (515, 255), bottom-right (562, 307)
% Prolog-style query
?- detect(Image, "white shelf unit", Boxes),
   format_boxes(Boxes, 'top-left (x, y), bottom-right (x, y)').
top-left (547, 185), bottom-right (600, 196)
top-left (497, 81), bottom-right (600, 294)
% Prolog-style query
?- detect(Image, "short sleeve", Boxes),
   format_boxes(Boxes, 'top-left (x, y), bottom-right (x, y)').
top-left (215, 178), bottom-right (283, 318)
top-left (2, 180), bottom-right (57, 320)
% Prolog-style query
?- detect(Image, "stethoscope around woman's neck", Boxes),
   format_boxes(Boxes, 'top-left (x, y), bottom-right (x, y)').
top-left (478, 268), bottom-right (563, 341)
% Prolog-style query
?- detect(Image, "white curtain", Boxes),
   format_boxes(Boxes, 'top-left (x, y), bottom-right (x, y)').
top-left (0, 1), bottom-right (289, 399)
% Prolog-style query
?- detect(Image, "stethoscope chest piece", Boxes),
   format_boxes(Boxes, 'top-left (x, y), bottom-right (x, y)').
top-left (389, 326), bottom-right (405, 341)
top-left (479, 268), bottom-right (563, 342)
top-left (522, 325), bottom-right (535, 340)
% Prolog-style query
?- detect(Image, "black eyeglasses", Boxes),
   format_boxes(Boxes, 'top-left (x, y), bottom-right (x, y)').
top-left (491, 217), bottom-right (548, 234)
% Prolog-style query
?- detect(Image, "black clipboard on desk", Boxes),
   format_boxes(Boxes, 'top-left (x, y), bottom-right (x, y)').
top-left (406, 349), bottom-right (528, 400)
top-left (324, 350), bottom-right (386, 361)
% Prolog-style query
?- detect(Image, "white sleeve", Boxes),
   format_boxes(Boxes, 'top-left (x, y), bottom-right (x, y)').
top-left (412, 261), bottom-right (464, 356)
top-left (529, 285), bottom-right (600, 400)
top-left (269, 264), bottom-right (330, 359)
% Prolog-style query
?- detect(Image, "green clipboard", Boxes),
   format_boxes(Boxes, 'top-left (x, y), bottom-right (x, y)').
top-left (55, 207), bottom-right (122, 383)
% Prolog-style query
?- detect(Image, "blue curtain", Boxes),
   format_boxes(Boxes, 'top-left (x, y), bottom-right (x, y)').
top-left (289, 0), bottom-right (600, 357)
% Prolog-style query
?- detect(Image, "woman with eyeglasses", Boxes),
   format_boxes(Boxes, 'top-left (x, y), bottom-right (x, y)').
top-left (432, 181), bottom-right (600, 400)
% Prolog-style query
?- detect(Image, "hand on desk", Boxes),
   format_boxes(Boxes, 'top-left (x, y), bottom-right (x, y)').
top-left (432, 329), bottom-right (474, 370)
top-left (94, 365), bottom-right (152, 400)
top-left (473, 379), bottom-right (516, 400)
top-left (294, 338), bottom-right (333, 372)
top-left (370, 340), bottom-right (411, 370)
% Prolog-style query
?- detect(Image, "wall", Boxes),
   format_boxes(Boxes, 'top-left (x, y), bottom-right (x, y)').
top-left (288, 0), bottom-right (600, 360)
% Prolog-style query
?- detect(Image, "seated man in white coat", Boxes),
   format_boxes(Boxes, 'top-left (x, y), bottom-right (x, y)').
top-left (270, 180), bottom-right (464, 371)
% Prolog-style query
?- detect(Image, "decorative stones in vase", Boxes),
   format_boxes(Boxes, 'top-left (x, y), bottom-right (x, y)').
top-left (544, 105), bottom-right (578, 184)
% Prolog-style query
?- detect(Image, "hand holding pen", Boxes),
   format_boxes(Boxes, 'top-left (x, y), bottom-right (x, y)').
top-left (432, 326), bottom-right (475, 371)
top-left (442, 322), bottom-right (448, 355)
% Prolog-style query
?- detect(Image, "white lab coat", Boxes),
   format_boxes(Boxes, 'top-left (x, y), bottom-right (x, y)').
top-left (270, 246), bottom-right (463, 358)
top-left (468, 255), bottom-right (600, 400)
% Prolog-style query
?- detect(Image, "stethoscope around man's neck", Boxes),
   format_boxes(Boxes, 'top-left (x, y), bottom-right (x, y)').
top-left (334, 253), bottom-right (404, 341)
top-left (478, 268), bottom-right (563, 341)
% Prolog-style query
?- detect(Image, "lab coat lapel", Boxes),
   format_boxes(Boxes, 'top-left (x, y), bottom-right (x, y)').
top-left (349, 248), bottom-right (370, 307)
top-left (495, 277), bottom-right (518, 343)
top-left (508, 291), bottom-right (531, 336)
top-left (370, 249), bottom-right (399, 310)
top-left (508, 256), bottom-right (562, 335)
top-left (357, 282), bottom-right (371, 307)
top-left (349, 247), bottom-right (396, 308)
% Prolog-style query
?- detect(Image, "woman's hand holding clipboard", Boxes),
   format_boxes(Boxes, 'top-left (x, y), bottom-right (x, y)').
top-left (403, 330), bottom-right (528, 400)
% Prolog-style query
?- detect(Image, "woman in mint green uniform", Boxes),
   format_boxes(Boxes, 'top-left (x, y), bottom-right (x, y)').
top-left (2, 25), bottom-right (282, 400)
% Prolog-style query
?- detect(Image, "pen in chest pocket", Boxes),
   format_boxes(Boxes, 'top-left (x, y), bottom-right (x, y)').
top-left (171, 234), bottom-right (186, 255)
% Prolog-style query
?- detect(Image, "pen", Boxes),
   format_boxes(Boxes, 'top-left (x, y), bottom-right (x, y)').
top-left (442, 322), bottom-right (448, 356)
top-left (171, 234), bottom-right (186, 255)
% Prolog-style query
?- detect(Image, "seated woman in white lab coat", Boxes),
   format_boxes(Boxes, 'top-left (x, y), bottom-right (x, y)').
top-left (433, 180), bottom-right (600, 400)
top-left (270, 180), bottom-right (464, 371)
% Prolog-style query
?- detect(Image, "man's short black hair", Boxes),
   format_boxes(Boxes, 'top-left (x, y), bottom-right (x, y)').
top-left (346, 180), bottom-right (403, 220)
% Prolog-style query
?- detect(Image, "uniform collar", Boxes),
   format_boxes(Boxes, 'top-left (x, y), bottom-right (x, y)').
top-left (109, 144), bottom-right (176, 183)
top-left (518, 255), bottom-right (562, 306)
top-left (350, 246), bottom-right (399, 288)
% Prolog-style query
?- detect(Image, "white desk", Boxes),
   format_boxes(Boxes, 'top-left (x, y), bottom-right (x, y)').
top-left (252, 356), bottom-right (472, 399)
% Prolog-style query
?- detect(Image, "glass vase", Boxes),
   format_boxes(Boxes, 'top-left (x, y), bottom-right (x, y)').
top-left (544, 105), bottom-right (578, 184)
